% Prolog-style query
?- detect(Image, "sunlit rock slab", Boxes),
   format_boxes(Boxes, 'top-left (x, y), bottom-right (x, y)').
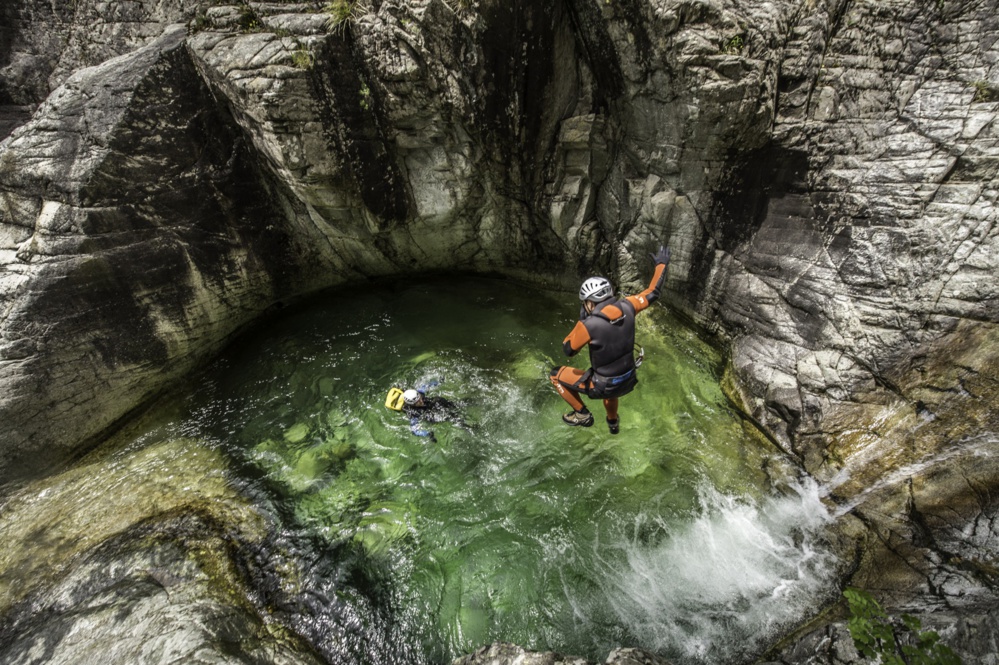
top-left (0, 437), bottom-right (323, 664)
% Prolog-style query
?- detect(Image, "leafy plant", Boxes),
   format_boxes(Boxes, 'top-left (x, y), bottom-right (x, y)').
top-left (359, 81), bottom-right (371, 110)
top-left (189, 11), bottom-right (211, 33)
top-left (238, 3), bottom-right (262, 32)
top-left (725, 34), bottom-right (745, 54)
top-left (844, 588), bottom-right (962, 665)
top-left (324, 0), bottom-right (367, 33)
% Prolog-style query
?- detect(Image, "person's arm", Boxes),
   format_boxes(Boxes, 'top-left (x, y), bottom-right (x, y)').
top-left (440, 398), bottom-right (471, 431)
top-left (562, 321), bottom-right (591, 356)
top-left (627, 246), bottom-right (669, 313)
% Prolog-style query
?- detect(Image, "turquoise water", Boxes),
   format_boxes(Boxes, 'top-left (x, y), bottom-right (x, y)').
top-left (122, 276), bottom-right (837, 663)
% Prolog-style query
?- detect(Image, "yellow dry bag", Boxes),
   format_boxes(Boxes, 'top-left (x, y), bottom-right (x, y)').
top-left (385, 387), bottom-right (405, 411)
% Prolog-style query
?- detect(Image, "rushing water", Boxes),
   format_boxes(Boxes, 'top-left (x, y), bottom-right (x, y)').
top-left (4, 276), bottom-right (841, 664)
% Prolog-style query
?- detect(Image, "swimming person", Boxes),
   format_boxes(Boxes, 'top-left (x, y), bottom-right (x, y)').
top-left (400, 384), bottom-right (464, 442)
top-left (550, 246), bottom-right (670, 434)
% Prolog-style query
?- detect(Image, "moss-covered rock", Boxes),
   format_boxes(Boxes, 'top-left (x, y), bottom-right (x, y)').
top-left (0, 436), bottom-right (324, 663)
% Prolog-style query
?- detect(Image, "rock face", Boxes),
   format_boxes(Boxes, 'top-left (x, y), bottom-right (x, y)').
top-left (0, 436), bottom-right (327, 664)
top-left (2, 0), bottom-right (998, 661)
top-left (452, 642), bottom-right (673, 665)
top-left (713, 0), bottom-right (999, 484)
top-left (0, 26), bottom-right (306, 480)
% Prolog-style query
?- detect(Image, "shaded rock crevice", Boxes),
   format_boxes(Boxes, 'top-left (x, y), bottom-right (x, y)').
top-left (309, 29), bottom-right (412, 223)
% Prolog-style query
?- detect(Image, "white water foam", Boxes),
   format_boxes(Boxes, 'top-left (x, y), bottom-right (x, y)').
top-left (589, 478), bottom-right (839, 663)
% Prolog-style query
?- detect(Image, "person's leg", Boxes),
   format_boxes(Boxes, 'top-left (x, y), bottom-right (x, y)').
top-left (603, 398), bottom-right (620, 434)
top-left (550, 366), bottom-right (594, 426)
top-left (550, 366), bottom-right (587, 411)
top-left (603, 398), bottom-right (618, 419)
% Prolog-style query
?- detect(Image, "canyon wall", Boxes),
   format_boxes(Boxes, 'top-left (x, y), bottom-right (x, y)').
top-left (2, 0), bottom-right (999, 660)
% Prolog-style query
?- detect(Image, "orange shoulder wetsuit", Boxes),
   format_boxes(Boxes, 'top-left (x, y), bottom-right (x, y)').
top-left (550, 262), bottom-right (668, 418)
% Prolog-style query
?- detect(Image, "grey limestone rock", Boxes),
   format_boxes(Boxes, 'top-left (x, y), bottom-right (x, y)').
top-left (1, 0), bottom-right (999, 661)
top-left (0, 25), bottom-right (304, 480)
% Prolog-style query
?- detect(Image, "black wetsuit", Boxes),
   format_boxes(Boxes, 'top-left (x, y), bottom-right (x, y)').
top-left (404, 395), bottom-right (463, 441)
top-left (550, 261), bottom-right (668, 417)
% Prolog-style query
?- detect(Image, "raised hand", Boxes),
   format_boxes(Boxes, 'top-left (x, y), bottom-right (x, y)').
top-left (650, 245), bottom-right (670, 267)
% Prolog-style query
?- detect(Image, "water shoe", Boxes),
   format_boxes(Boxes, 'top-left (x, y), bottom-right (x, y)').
top-left (562, 411), bottom-right (594, 427)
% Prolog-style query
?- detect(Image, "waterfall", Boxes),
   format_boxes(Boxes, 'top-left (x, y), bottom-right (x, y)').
top-left (587, 478), bottom-right (839, 663)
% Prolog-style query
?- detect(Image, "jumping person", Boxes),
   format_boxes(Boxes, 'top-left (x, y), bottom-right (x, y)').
top-left (550, 245), bottom-right (670, 434)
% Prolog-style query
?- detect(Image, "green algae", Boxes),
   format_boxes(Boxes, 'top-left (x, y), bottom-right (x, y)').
top-left (162, 277), bottom-right (785, 659)
top-left (0, 438), bottom-right (267, 616)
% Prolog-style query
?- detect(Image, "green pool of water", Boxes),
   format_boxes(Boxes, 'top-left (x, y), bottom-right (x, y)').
top-left (107, 276), bottom-right (833, 663)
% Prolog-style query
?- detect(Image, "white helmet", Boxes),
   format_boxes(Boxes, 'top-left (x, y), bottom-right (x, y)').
top-left (579, 276), bottom-right (613, 302)
top-left (402, 389), bottom-right (421, 405)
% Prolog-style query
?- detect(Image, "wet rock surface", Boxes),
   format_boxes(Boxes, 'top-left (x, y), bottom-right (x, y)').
top-left (1, 0), bottom-right (998, 662)
top-left (0, 437), bottom-right (324, 665)
top-left (452, 643), bottom-right (674, 665)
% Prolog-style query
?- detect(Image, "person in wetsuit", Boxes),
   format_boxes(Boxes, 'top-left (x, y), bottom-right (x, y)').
top-left (402, 387), bottom-right (463, 443)
top-left (550, 245), bottom-right (670, 434)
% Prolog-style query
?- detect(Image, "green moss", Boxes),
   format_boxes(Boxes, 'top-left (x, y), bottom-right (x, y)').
top-left (719, 360), bottom-right (747, 413)
top-left (971, 80), bottom-right (997, 103)
top-left (359, 81), bottom-right (371, 110)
